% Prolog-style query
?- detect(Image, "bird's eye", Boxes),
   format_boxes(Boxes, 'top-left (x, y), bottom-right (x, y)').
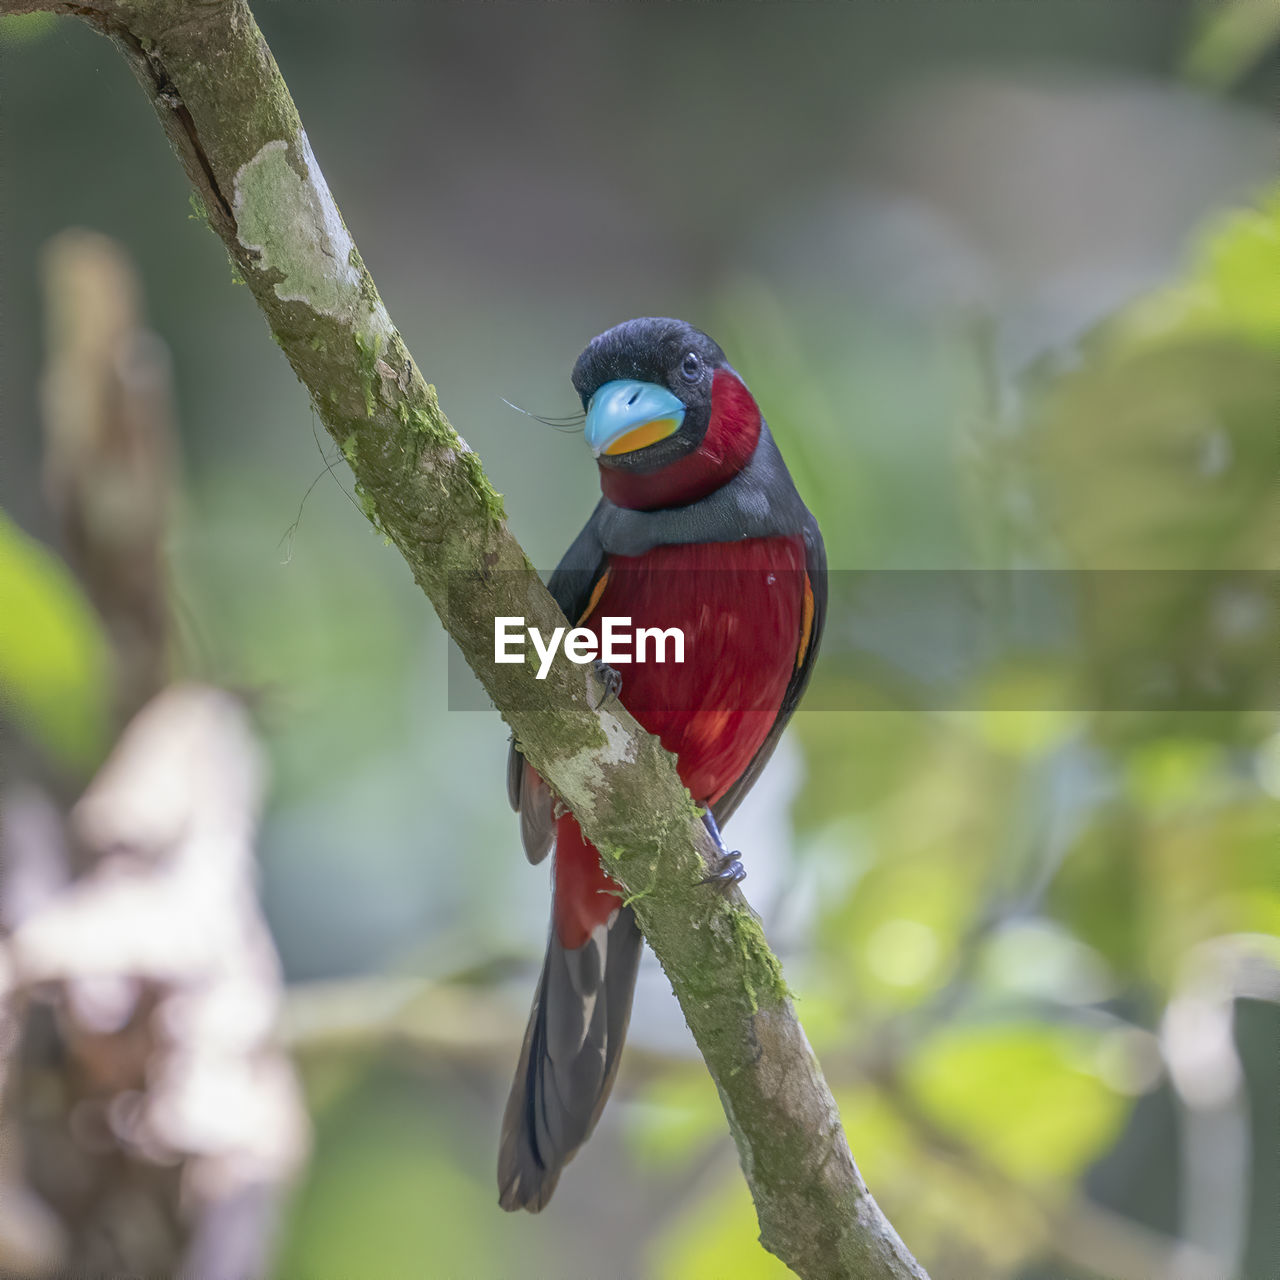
top-left (680, 352), bottom-right (701, 383)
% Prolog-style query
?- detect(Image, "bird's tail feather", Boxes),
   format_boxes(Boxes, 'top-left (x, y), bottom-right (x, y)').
top-left (497, 903), bottom-right (642, 1212)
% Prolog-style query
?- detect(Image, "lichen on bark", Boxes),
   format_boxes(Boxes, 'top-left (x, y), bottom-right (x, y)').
top-left (232, 133), bottom-right (379, 325)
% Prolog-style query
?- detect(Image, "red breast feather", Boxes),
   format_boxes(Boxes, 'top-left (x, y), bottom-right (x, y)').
top-left (553, 534), bottom-right (806, 947)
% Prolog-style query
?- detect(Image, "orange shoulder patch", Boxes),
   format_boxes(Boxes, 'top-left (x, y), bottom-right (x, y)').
top-left (796, 573), bottom-right (815, 669)
top-left (577, 569), bottom-right (611, 625)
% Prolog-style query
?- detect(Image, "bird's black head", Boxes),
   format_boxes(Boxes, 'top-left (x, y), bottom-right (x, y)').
top-left (571, 318), bottom-right (727, 474)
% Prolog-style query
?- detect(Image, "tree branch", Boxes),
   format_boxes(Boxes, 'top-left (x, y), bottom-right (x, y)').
top-left (40, 229), bottom-right (173, 728)
top-left (4, 2), bottom-right (927, 1274)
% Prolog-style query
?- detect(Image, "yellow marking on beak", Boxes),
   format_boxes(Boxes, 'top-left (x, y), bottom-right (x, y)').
top-left (603, 417), bottom-right (679, 456)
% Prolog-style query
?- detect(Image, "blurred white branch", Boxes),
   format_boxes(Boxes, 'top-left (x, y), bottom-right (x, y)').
top-left (1161, 935), bottom-right (1278, 1279)
top-left (0, 227), bottom-right (308, 1279)
top-left (0, 685), bottom-right (308, 1278)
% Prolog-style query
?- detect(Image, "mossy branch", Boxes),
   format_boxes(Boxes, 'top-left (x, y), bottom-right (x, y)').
top-left (3, 2), bottom-right (928, 1275)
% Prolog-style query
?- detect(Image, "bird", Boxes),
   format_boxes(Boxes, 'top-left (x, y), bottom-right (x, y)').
top-left (499, 317), bottom-right (826, 1212)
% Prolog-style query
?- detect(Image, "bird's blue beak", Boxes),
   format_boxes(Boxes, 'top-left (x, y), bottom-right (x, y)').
top-left (584, 380), bottom-right (686, 458)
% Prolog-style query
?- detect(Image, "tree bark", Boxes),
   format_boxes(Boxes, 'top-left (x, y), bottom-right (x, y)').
top-left (2, 3), bottom-right (928, 1275)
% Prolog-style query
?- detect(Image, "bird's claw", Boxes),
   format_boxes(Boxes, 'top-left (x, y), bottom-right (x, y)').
top-left (698, 809), bottom-right (744, 892)
top-left (699, 850), bottom-right (746, 892)
top-left (592, 659), bottom-right (622, 709)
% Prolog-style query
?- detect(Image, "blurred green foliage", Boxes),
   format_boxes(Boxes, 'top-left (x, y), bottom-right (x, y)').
top-left (628, 184), bottom-right (1280, 1278)
top-left (3, 6), bottom-right (1277, 1276)
top-left (1181, 0), bottom-right (1280, 91)
top-left (255, 180), bottom-right (1280, 1280)
top-left (277, 1068), bottom-right (529, 1280)
top-left (0, 507), bottom-right (109, 772)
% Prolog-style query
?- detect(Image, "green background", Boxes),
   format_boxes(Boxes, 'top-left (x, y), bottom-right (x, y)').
top-left (2, 3), bottom-right (1277, 1277)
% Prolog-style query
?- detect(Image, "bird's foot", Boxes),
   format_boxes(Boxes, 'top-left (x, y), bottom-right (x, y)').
top-left (698, 810), bottom-right (745, 892)
top-left (592, 659), bottom-right (622, 709)
top-left (698, 850), bottom-right (746, 892)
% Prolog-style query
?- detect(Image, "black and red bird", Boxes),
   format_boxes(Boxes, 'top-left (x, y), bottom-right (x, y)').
top-left (499, 317), bottom-right (826, 1211)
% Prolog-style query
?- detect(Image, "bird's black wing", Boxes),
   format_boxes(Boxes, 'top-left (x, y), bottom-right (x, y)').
top-left (500, 504), bottom-right (642, 1211)
top-left (543, 502), bottom-right (611, 628)
top-left (507, 504), bottom-right (611, 863)
top-left (712, 512), bottom-right (827, 826)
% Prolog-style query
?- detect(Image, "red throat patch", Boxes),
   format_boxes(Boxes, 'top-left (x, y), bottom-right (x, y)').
top-left (599, 368), bottom-right (762, 511)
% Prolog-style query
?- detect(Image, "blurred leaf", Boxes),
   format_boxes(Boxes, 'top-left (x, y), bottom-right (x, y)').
top-left (0, 507), bottom-right (109, 771)
top-left (1125, 736), bottom-right (1229, 813)
top-left (828, 847), bottom-right (970, 1009)
top-left (1181, 0), bottom-right (1280, 93)
top-left (1203, 192), bottom-right (1280, 345)
top-left (1031, 342), bottom-right (1279, 571)
top-left (1031, 186), bottom-right (1280, 583)
top-left (1115, 186), bottom-right (1280, 350)
top-left (650, 1074), bottom-right (1059, 1280)
top-left (905, 1022), bottom-right (1129, 1185)
top-left (815, 726), bottom-right (1019, 1010)
top-left (1053, 760), bottom-right (1276, 989)
top-left (977, 918), bottom-right (1117, 1007)
top-left (276, 1068), bottom-right (529, 1280)
top-left (1047, 802), bottom-right (1145, 979)
top-left (628, 1066), bottom-right (726, 1168)
top-left (959, 699), bottom-right (1080, 761)
top-left (837, 1087), bottom-right (1049, 1279)
top-left (794, 704), bottom-right (931, 823)
top-left (650, 1171), bottom-right (792, 1280)
top-left (1025, 197), bottom-right (1280, 749)
top-left (1135, 795), bottom-right (1278, 985)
